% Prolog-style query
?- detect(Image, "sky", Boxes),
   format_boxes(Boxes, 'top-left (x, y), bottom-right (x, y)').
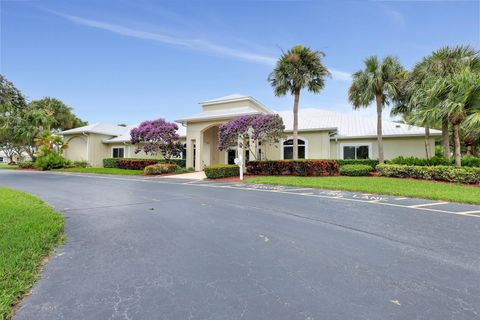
top-left (1, 0), bottom-right (479, 125)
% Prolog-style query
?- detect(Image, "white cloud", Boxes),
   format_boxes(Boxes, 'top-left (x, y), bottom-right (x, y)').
top-left (50, 11), bottom-right (351, 81)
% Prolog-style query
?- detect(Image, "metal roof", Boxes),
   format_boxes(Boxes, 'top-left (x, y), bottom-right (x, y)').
top-left (57, 123), bottom-right (127, 136)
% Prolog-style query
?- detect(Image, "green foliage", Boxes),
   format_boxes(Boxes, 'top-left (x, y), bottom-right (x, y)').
top-left (17, 161), bottom-right (34, 169)
top-left (0, 187), bottom-right (64, 319)
top-left (389, 156), bottom-right (480, 167)
top-left (377, 164), bottom-right (480, 184)
top-left (103, 158), bottom-right (186, 168)
top-left (144, 163), bottom-right (177, 175)
top-left (339, 164), bottom-right (372, 176)
top-left (103, 158), bottom-right (121, 168)
top-left (34, 153), bottom-right (68, 170)
top-left (204, 164), bottom-right (240, 179)
top-left (57, 167), bottom-right (143, 175)
top-left (336, 159), bottom-right (379, 169)
top-left (461, 156), bottom-right (480, 167)
top-left (73, 161), bottom-right (89, 168)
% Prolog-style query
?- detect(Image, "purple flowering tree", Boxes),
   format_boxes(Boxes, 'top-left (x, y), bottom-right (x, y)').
top-left (218, 114), bottom-right (285, 160)
top-left (130, 119), bottom-right (182, 161)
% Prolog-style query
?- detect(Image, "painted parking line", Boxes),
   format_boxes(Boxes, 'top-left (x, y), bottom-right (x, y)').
top-left (408, 202), bottom-right (449, 208)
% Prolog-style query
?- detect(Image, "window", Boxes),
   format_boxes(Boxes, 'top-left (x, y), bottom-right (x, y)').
top-left (283, 139), bottom-right (306, 160)
top-left (112, 147), bottom-right (125, 158)
top-left (0, 157), bottom-right (3, 163)
top-left (182, 144), bottom-right (187, 160)
top-left (342, 145), bottom-right (370, 159)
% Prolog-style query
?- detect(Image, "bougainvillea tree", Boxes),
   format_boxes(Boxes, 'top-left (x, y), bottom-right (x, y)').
top-left (130, 119), bottom-right (182, 161)
top-left (218, 114), bottom-right (285, 159)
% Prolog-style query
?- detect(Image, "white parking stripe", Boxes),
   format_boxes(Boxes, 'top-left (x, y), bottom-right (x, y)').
top-left (408, 202), bottom-right (449, 208)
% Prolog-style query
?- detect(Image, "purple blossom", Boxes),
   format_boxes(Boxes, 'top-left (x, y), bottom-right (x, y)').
top-left (130, 119), bottom-right (182, 160)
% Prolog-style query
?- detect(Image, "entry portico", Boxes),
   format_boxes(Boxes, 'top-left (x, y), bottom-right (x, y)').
top-left (176, 94), bottom-right (274, 171)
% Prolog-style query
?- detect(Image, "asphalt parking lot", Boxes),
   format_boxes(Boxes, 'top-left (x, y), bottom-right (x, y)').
top-left (2, 170), bottom-right (480, 320)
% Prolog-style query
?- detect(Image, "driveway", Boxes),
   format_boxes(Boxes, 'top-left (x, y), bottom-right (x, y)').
top-left (2, 170), bottom-right (480, 320)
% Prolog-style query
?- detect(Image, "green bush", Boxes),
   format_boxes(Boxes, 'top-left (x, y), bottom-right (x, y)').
top-left (388, 156), bottom-right (450, 166)
top-left (462, 156), bottom-right (480, 167)
top-left (247, 160), bottom-right (339, 176)
top-left (204, 164), bottom-right (239, 179)
top-left (161, 159), bottom-right (186, 168)
top-left (339, 164), bottom-right (372, 176)
top-left (17, 161), bottom-right (34, 169)
top-left (73, 161), bottom-right (89, 168)
top-left (336, 159), bottom-right (379, 168)
top-left (144, 163), bottom-right (177, 175)
top-left (103, 157), bottom-right (186, 168)
top-left (34, 153), bottom-right (69, 171)
top-left (103, 158), bottom-right (121, 168)
top-left (377, 164), bottom-right (480, 184)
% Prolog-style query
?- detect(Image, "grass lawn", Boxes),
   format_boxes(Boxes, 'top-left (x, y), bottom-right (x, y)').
top-left (245, 176), bottom-right (480, 205)
top-left (0, 187), bottom-right (64, 319)
top-left (55, 167), bottom-right (144, 175)
top-left (0, 164), bottom-right (18, 170)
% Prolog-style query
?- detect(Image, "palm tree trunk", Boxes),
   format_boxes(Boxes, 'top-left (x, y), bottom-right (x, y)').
top-left (442, 119), bottom-right (450, 158)
top-left (424, 126), bottom-right (431, 159)
top-left (453, 123), bottom-right (461, 167)
top-left (375, 95), bottom-right (384, 164)
top-left (292, 90), bottom-right (300, 160)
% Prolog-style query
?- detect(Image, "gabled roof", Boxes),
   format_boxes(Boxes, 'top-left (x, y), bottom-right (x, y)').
top-left (102, 122), bottom-right (187, 144)
top-left (176, 106), bottom-right (262, 123)
top-left (277, 108), bottom-right (442, 138)
top-left (58, 123), bottom-right (127, 136)
top-left (201, 94), bottom-right (249, 104)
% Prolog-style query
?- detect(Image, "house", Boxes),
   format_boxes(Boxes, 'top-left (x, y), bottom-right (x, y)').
top-left (59, 94), bottom-right (441, 170)
top-left (0, 150), bottom-right (30, 164)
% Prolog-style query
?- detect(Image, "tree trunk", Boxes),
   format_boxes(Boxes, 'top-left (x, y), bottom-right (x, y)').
top-left (442, 119), bottom-right (450, 158)
top-left (453, 123), bottom-right (461, 167)
top-left (375, 95), bottom-right (384, 164)
top-left (292, 90), bottom-right (300, 160)
top-left (424, 126), bottom-right (431, 159)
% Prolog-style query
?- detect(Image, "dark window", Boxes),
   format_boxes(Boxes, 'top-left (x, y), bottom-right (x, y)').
top-left (343, 145), bottom-right (369, 159)
top-left (227, 149), bottom-right (236, 165)
top-left (0, 157), bottom-right (3, 163)
top-left (283, 139), bottom-right (305, 160)
top-left (112, 147), bottom-right (124, 158)
top-left (182, 144), bottom-right (187, 159)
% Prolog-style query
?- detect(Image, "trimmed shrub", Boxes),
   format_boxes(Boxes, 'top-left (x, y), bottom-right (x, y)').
top-left (339, 164), bottom-right (372, 176)
top-left (103, 158), bottom-right (121, 168)
top-left (204, 164), bottom-right (240, 179)
top-left (388, 156), bottom-right (450, 166)
top-left (17, 161), bottom-right (34, 169)
top-left (462, 156), bottom-right (480, 167)
top-left (34, 153), bottom-right (69, 171)
top-left (336, 159), bottom-right (379, 168)
top-left (144, 163), bottom-right (177, 175)
top-left (73, 161), bottom-right (89, 168)
top-left (247, 160), bottom-right (339, 176)
top-left (116, 159), bottom-right (159, 170)
top-left (162, 159), bottom-right (186, 168)
top-left (377, 164), bottom-right (480, 184)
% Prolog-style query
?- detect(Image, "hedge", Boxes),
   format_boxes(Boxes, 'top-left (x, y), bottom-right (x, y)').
top-left (103, 158), bottom-right (186, 169)
top-left (17, 161), bottom-right (35, 169)
top-left (336, 159), bottom-right (379, 168)
top-left (377, 164), bottom-right (480, 184)
top-left (204, 165), bottom-right (239, 179)
top-left (144, 163), bottom-right (177, 175)
top-left (339, 164), bottom-right (372, 176)
top-left (246, 160), bottom-right (339, 176)
top-left (388, 156), bottom-right (480, 167)
top-left (117, 159), bottom-right (159, 170)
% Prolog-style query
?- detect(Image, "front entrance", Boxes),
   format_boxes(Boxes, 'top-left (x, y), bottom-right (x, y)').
top-left (227, 149), bottom-right (236, 165)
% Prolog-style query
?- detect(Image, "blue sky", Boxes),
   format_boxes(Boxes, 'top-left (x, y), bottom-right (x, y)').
top-left (1, 0), bottom-right (479, 125)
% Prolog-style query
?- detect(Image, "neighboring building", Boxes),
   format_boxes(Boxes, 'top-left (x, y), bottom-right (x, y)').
top-left (0, 150), bottom-right (30, 164)
top-left (59, 94), bottom-right (441, 170)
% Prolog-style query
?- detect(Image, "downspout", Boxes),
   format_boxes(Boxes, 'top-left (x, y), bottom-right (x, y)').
top-left (82, 132), bottom-right (89, 163)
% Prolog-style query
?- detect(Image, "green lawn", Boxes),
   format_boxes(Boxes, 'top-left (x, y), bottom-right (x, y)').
top-left (0, 187), bottom-right (64, 319)
top-left (55, 167), bottom-right (144, 175)
top-left (245, 176), bottom-right (480, 205)
top-left (0, 164), bottom-right (18, 170)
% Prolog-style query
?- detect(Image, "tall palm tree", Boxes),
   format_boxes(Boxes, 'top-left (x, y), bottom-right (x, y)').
top-left (435, 68), bottom-right (480, 167)
top-left (412, 45), bottom-right (480, 158)
top-left (349, 56), bottom-right (405, 164)
top-left (268, 45), bottom-right (330, 160)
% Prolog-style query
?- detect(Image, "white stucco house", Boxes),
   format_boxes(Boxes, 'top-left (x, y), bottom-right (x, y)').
top-left (59, 94), bottom-right (441, 170)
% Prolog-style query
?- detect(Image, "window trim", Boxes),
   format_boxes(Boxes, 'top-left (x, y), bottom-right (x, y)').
top-left (280, 136), bottom-right (308, 160)
top-left (111, 146), bottom-right (125, 158)
top-left (339, 142), bottom-right (372, 160)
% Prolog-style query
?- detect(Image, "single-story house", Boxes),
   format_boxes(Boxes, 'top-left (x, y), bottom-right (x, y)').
top-left (59, 94), bottom-right (441, 170)
top-left (0, 150), bottom-right (30, 164)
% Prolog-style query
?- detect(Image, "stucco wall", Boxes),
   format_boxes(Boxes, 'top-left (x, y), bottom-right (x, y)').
top-left (262, 131), bottom-right (331, 160)
top-left (64, 135), bottom-right (88, 162)
top-left (329, 136), bottom-right (437, 160)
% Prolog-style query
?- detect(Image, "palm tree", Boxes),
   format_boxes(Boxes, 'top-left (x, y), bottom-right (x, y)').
top-left (268, 45), bottom-right (330, 160)
top-left (435, 68), bottom-right (480, 167)
top-left (349, 56), bottom-right (405, 164)
top-left (412, 45), bottom-right (480, 158)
